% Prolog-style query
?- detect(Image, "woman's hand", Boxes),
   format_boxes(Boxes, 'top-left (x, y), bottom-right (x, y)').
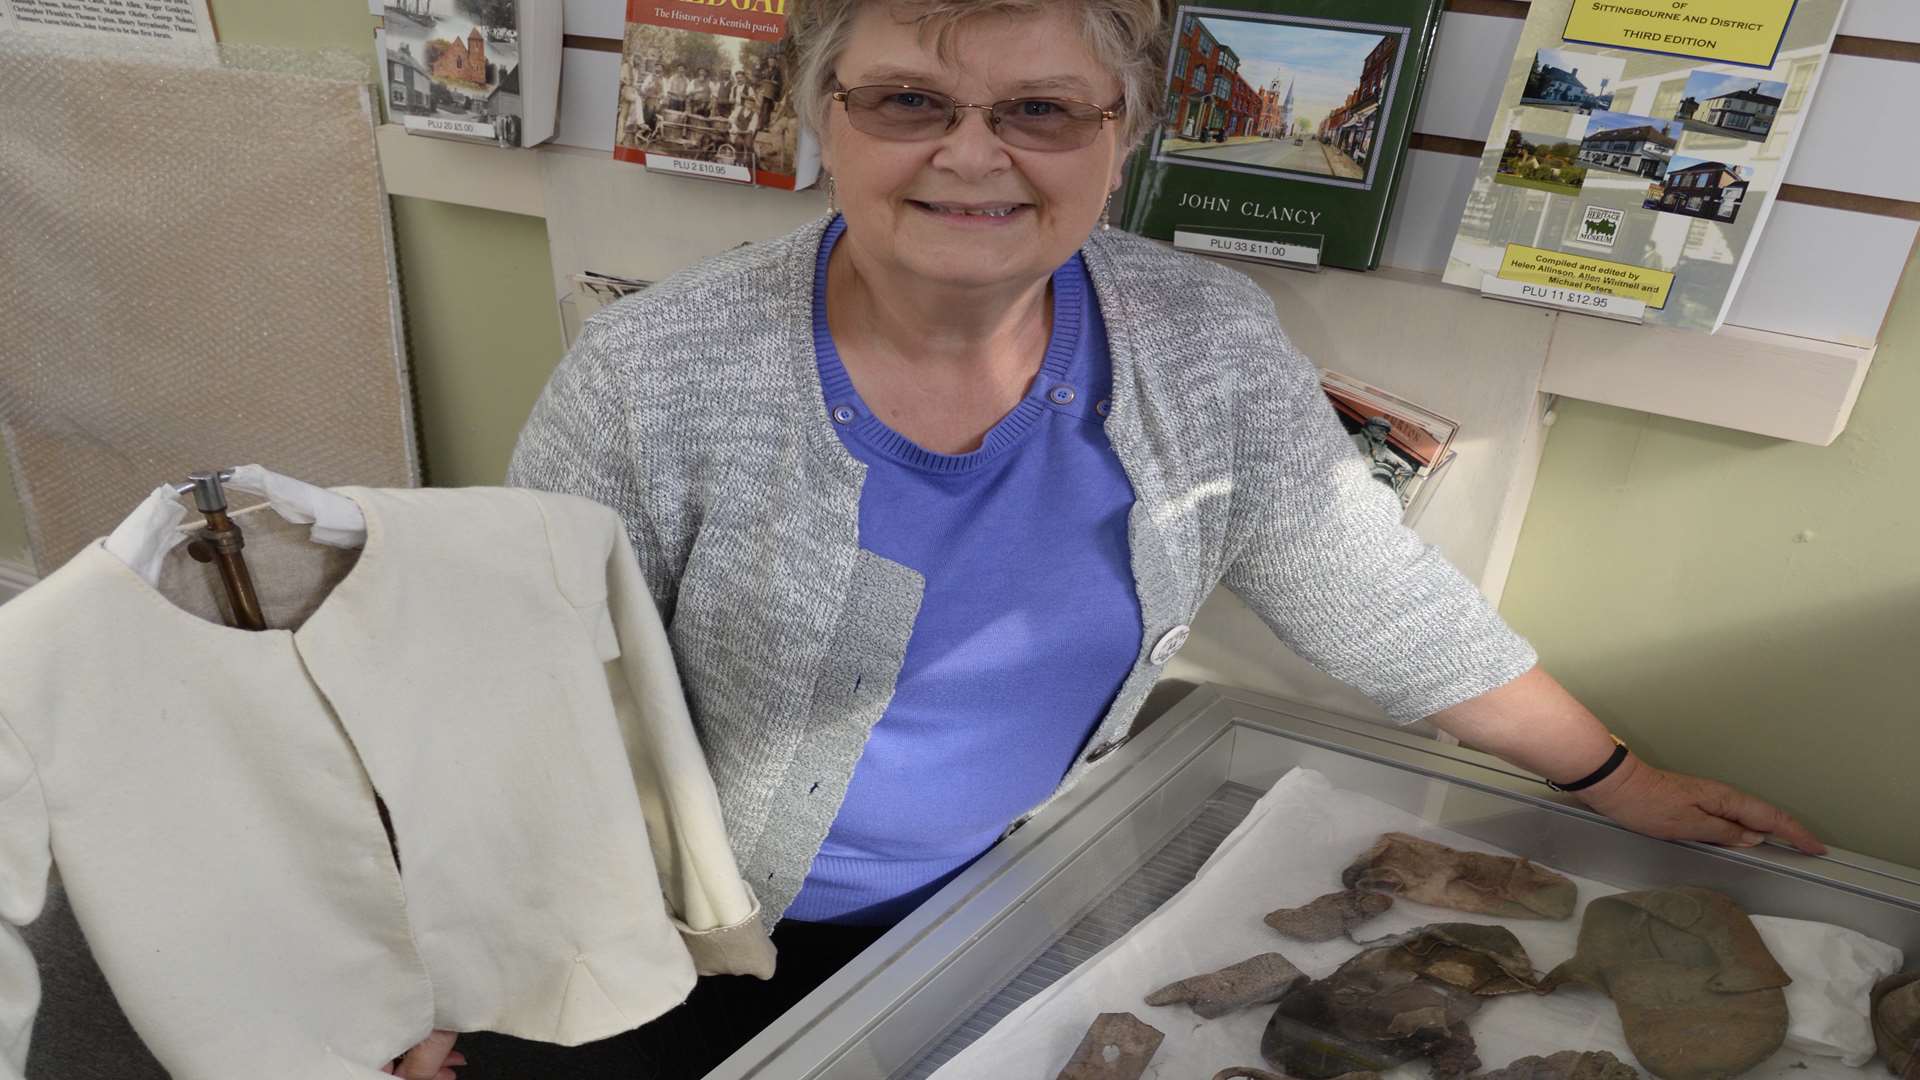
top-left (1431, 666), bottom-right (1827, 856)
top-left (381, 1030), bottom-right (463, 1080)
top-left (1575, 754), bottom-right (1826, 855)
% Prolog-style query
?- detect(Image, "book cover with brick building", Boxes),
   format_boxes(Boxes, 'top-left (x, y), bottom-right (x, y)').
top-left (377, 0), bottom-right (561, 148)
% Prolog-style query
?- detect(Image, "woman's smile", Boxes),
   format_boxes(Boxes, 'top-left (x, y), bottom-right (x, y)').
top-left (907, 199), bottom-right (1033, 225)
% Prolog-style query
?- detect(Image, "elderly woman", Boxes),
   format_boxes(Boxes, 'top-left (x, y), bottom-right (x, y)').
top-left (390, 2), bottom-right (1821, 1078)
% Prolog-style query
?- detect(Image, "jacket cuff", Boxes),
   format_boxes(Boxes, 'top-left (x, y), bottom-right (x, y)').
top-left (674, 899), bottom-right (777, 980)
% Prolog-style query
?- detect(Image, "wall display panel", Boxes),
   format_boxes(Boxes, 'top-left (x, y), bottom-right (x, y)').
top-left (1782, 55), bottom-right (1920, 204)
top-left (1410, 10), bottom-right (1525, 143)
top-left (1724, 202), bottom-right (1919, 348)
top-left (562, 0), bottom-right (622, 38)
top-left (556, 44), bottom-right (619, 151)
top-left (347, 0), bottom-right (1915, 708)
top-left (1380, 147), bottom-right (1482, 274)
top-left (1837, 0), bottom-right (1920, 42)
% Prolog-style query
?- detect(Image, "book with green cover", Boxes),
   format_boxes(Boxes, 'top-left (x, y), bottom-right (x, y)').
top-left (1118, 0), bottom-right (1444, 271)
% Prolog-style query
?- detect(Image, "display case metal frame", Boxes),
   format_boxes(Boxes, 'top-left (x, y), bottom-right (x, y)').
top-left (710, 683), bottom-right (1920, 1080)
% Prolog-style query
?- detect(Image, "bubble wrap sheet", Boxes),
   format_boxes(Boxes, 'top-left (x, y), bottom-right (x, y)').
top-left (0, 37), bottom-right (418, 573)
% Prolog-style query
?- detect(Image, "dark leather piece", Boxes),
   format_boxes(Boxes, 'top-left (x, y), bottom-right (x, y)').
top-left (1262, 923), bottom-right (1542, 1080)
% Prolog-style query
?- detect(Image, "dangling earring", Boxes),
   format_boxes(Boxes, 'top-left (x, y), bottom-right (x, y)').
top-left (826, 174), bottom-right (838, 217)
top-left (1100, 192), bottom-right (1112, 232)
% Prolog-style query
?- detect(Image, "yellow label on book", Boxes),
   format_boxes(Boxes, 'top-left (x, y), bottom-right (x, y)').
top-left (1565, 0), bottom-right (1795, 67)
top-left (1498, 245), bottom-right (1675, 306)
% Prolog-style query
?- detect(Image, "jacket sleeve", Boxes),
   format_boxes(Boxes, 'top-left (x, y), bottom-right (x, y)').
top-left (507, 318), bottom-right (679, 619)
top-left (1217, 298), bottom-right (1538, 724)
top-left (0, 713), bottom-right (50, 1077)
top-left (598, 520), bottom-right (777, 978)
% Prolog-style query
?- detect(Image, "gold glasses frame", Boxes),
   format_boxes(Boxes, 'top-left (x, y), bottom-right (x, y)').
top-left (830, 83), bottom-right (1124, 150)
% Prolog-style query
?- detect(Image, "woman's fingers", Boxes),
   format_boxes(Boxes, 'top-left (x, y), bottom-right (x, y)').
top-left (1591, 765), bottom-right (1827, 856)
top-left (1697, 781), bottom-right (1827, 854)
top-left (393, 1029), bottom-right (460, 1080)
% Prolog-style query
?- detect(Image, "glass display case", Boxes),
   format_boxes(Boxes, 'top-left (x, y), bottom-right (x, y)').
top-left (709, 684), bottom-right (1920, 1080)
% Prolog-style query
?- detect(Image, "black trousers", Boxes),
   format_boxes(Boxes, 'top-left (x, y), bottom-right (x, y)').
top-left (455, 921), bottom-right (890, 1079)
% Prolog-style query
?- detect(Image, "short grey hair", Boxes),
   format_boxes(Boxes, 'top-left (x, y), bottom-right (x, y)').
top-left (788, 0), bottom-right (1173, 146)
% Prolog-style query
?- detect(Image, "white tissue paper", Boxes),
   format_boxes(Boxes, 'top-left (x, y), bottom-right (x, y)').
top-left (1753, 914), bottom-right (1904, 1066)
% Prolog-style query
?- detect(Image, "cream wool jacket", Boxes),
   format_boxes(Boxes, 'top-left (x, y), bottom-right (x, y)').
top-left (0, 485), bottom-right (774, 1079)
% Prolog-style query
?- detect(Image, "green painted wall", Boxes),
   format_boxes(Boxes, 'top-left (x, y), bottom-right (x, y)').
top-left (1501, 248), bottom-right (1920, 868)
top-left (0, 470), bottom-right (25, 568)
top-left (390, 197), bottom-right (563, 487)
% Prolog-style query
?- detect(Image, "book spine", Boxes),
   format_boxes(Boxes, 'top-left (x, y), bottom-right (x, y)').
top-left (1365, 0), bottom-right (1445, 268)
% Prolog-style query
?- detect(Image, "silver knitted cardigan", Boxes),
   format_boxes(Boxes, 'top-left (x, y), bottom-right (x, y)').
top-left (507, 216), bottom-right (1537, 924)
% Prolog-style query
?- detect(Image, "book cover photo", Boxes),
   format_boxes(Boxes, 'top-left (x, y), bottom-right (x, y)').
top-left (1441, 0), bottom-right (1849, 332)
top-left (1118, 0), bottom-right (1445, 271)
top-left (613, 0), bottom-right (820, 189)
top-left (1321, 370), bottom-right (1459, 523)
top-left (378, 0), bottom-right (561, 148)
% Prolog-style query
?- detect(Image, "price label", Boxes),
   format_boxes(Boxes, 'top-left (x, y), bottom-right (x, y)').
top-left (1174, 230), bottom-right (1322, 269)
top-left (643, 153), bottom-right (753, 185)
top-left (1482, 275), bottom-right (1647, 323)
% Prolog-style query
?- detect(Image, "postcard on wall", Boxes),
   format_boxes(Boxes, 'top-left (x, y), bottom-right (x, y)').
top-left (613, 0), bottom-right (820, 190)
top-left (1441, 0), bottom-right (1851, 333)
top-left (1118, 0), bottom-right (1445, 272)
top-left (377, 0), bottom-right (563, 148)
top-left (1321, 370), bottom-right (1459, 521)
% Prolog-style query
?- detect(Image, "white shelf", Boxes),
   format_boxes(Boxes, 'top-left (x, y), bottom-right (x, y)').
top-left (374, 124), bottom-right (545, 218)
top-left (1543, 319), bottom-right (1875, 446)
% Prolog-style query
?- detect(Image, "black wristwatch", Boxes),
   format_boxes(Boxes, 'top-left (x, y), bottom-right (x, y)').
top-left (1547, 735), bottom-right (1629, 793)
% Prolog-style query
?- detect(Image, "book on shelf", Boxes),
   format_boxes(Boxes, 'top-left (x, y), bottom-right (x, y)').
top-left (375, 0), bottom-right (562, 149)
top-left (612, 0), bottom-right (820, 190)
top-left (1321, 370), bottom-right (1459, 524)
top-left (1117, 0), bottom-right (1445, 272)
top-left (1440, 0), bottom-right (1848, 332)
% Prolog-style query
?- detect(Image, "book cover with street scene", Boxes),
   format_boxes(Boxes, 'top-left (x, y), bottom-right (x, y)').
top-left (1441, 0), bottom-right (1849, 333)
top-left (1117, 0), bottom-right (1445, 271)
top-left (613, 0), bottom-right (819, 190)
top-left (378, 0), bottom-right (561, 148)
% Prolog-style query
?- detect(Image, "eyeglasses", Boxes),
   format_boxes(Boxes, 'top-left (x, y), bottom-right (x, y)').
top-left (831, 84), bottom-right (1122, 152)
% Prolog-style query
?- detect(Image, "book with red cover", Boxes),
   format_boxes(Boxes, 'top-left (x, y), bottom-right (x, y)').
top-left (612, 0), bottom-right (819, 189)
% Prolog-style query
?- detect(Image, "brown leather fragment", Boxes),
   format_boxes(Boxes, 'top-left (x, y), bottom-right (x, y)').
top-left (1477, 1050), bottom-right (1641, 1080)
top-left (1542, 887), bottom-right (1789, 1080)
top-left (1343, 833), bottom-right (1576, 920)
top-left (1213, 1060), bottom-right (1382, 1068)
top-left (1872, 971), bottom-right (1920, 1080)
top-left (1055, 1012), bottom-right (1165, 1080)
top-left (1145, 952), bottom-right (1307, 1018)
top-left (1266, 890), bottom-right (1395, 942)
